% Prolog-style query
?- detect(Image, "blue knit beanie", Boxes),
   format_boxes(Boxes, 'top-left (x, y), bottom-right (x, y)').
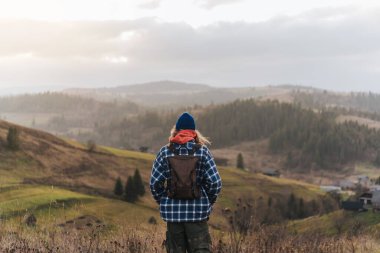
top-left (176, 112), bottom-right (196, 130)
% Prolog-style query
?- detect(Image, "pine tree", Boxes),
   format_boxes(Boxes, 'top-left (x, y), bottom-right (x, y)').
top-left (124, 176), bottom-right (138, 203)
top-left (236, 153), bottom-right (245, 170)
top-left (298, 198), bottom-right (305, 218)
top-left (133, 169), bottom-right (145, 196)
top-left (287, 193), bottom-right (296, 219)
top-left (7, 127), bottom-right (20, 150)
top-left (113, 177), bottom-right (123, 196)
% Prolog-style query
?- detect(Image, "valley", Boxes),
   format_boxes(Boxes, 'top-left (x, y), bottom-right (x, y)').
top-left (2, 83), bottom-right (380, 252)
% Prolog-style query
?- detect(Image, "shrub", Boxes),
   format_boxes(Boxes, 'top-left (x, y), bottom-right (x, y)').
top-left (7, 126), bottom-right (20, 150)
top-left (236, 153), bottom-right (245, 170)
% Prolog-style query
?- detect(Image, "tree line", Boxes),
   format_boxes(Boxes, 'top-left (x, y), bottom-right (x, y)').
top-left (77, 99), bottom-right (380, 170)
top-left (293, 90), bottom-right (380, 114)
top-left (114, 169), bottom-right (145, 203)
top-left (197, 99), bottom-right (380, 170)
top-left (7, 92), bottom-right (380, 171)
top-left (225, 192), bottom-right (339, 233)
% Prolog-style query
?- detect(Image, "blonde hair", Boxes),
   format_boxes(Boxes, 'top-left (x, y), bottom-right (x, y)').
top-left (169, 125), bottom-right (211, 146)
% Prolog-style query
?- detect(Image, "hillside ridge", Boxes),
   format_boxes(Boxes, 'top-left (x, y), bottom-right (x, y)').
top-left (0, 118), bottom-right (330, 228)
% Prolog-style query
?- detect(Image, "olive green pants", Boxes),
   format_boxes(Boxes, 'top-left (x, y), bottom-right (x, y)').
top-left (165, 221), bottom-right (211, 253)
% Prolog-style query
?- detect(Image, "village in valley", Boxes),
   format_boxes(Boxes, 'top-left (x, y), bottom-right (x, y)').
top-left (320, 174), bottom-right (380, 212)
top-left (258, 165), bottom-right (380, 213)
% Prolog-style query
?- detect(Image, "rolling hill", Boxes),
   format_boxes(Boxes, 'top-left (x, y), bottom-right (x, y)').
top-left (0, 92), bottom-right (143, 141)
top-left (292, 209), bottom-right (380, 238)
top-left (63, 80), bottom-right (293, 107)
top-left (4, 90), bottom-right (380, 176)
top-left (0, 119), bottom-right (329, 229)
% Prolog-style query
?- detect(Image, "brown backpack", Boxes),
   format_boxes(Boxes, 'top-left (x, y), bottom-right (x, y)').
top-left (167, 143), bottom-right (201, 200)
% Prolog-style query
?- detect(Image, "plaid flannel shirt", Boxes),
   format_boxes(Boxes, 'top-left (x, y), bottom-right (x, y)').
top-left (150, 140), bottom-right (222, 222)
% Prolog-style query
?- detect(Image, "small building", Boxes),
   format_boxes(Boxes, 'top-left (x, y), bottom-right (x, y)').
top-left (369, 185), bottom-right (380, 192)
top-left (372, 191), bottom-right (380, 210)
top-left (262, 169), bottom-right (281, 177)
top-left (357, 175), bottom-right (370, 188)
top-left (342, 201), bottom-right (366, 212)
top-left (339, 180), bottom-right (356, 190)
top-left (359, 192), bottom-right (373, 206)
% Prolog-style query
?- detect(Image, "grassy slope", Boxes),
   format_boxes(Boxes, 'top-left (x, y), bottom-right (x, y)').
top-left (0, 119), bottom-right (326, 229)
top-left (292, 210), bottom-right (380, 236)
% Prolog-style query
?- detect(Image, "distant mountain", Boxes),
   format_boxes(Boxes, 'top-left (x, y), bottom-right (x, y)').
top-left (0, 92), bottom-right (142, 138)
top-left (103, 80), bottom-right (213, 93)
top-left (65, 80), bottom-right (212, 95)
top-left (63, 80), bottom-right (296, 107)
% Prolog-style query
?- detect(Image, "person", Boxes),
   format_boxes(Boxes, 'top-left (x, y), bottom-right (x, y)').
top-left (150, 112), bottom-right (222, 253)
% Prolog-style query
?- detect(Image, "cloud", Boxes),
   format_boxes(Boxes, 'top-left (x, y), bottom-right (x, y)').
top-left (135, 0), bottom-right (243, 10)
top-left (138, 0), bottom-right (161, 9)
top-left (194, 0), bottom-right (244, 9)
top-left (1, 7), bottom-right (380, 92)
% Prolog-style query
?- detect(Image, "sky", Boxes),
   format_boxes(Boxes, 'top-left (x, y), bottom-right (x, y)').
top-left (1, 0), bottom-right (380, 94)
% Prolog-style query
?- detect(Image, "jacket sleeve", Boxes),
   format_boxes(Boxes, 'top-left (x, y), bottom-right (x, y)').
top-left (150, 147), bottom-right (168, 204)
top-left (202, 147), bottom-right (222, 205)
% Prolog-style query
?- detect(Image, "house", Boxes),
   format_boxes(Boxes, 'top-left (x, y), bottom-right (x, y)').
top-left (359, 192), bottom-right (373, 206)
top-left (372, 191), bottom-right (380, 211)
top-left (262, 169), bottom-right (281, 177)
top-left (342, 201), bottom-right (366, 212)
top-left (357, 175), bottom-right (370, 188)
top-left (320, 186), bottom-right (342, 193)
top-left (369, 185), bottom-right (380, 192)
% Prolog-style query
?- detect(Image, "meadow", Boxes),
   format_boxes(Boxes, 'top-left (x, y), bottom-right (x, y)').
top-left (1, 120), bottom-right (380, 252)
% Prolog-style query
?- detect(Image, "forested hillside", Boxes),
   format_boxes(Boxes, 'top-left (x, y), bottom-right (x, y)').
top-left (197, 100), bottom-right (380, 170)
top-left (3, 91), bottom-right (380, 172)
top-left (293, 90), bottom-right (380, 114)
top-left (78, 99), bottom-right (380, 171)
top-left (0, 92), bottom-right (142, 134)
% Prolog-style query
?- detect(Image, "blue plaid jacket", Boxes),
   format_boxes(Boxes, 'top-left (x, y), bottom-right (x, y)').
top-left (150, 141), bottom-right (222, 222)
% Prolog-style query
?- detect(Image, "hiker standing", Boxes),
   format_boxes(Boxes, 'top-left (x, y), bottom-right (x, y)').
top-left (150, 112), bottom-right (222, 253)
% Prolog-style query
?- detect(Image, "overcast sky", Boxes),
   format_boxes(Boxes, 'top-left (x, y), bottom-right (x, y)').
top-left (1, 0), bottom-right (380, 94)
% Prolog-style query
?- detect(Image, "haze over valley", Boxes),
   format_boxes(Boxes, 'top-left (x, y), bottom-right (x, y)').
top-left (3, 80), bottom-right (380, 181)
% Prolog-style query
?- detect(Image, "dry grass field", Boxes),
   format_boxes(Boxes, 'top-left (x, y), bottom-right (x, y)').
top-left (2, 119), bottom-right (380, 252)
top-left (337, 115), bottom-right (380, 130)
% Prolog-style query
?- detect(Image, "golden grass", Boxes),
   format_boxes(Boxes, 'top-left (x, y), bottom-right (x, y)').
top-left (0, 185), bottom-right (161, 229)
top-left (61, 137), bottom-right (86, 149)
top-left (0, 119), bottom-right (346, 241)
top-left (354, 162), bottom-right (380, 178)
top-left (292, 209), bottom-right (380, 236)
top-left (0, 221), bottom-right (379, 253)
top-left (99, 145), bottom-right (155, 161)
